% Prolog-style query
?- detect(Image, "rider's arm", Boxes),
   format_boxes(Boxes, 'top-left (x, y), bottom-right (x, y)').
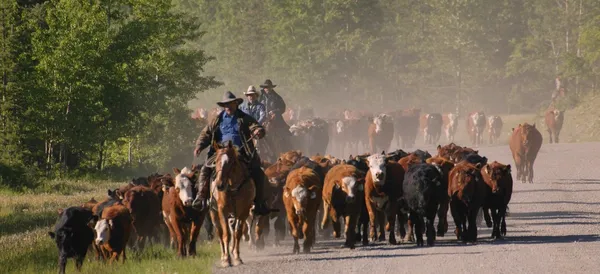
top-left (246, 114), bottom-right (265, 139)
top-left (195, 122), bottom-right (213, 153)
top-left (257, 104), bottom-right (267, 124)
top-left (272, 93), bottom-right (286, 116)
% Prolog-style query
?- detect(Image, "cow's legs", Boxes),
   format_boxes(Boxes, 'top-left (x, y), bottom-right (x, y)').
top-left (483, 207), bottom-right (492, 228)
top-left (555, 130), bottom-right (560, 143)
top-left (376, 210), bottom-right (386, 242)
top-left (189, 215), bottom-right (203, 256)
top-left (58, 255), bottom-right (67, 274)
top-left (366, 201), bottom-right (378, 243)
top-left (501, 212), bottom-right (508, 236)
top-left (170, 216), bottom-right (186, 257)
top-left (331, 210), bottom-right (341, 238)
top-left (467, 208), bottom-right (479, 243)
top-left (491, 208), bottom-right (502, 239)
top-left (527, 160), bottom-right (534, 184)
top-left (288, 214), bottom-right (300, 254)
top-left (450, 199), bottom-right (462, 240)
top-left (274, 213), bottom-right (286, 246)
top-left (344, 213), bottom-right (357, 249)
top-left (320, 202), bottom-right (330, 230)
top-left (255, 215), bottom-right (268, 250)
top-left (437, 198), bottom-right (449, 237)
top-left (385, 204), bottom-right (397, 245)
top-left (411, 212), bottom-right (424, 247)
top-left (302, 219), bottom-right (312, 253)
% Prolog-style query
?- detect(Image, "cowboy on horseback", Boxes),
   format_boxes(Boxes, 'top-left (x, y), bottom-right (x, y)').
top-left (240, 85), bottom-right (266, 124)
top-left (258, 79), bottom-right (292, 160)
top-left (192, 91), bottom-right (272, 216)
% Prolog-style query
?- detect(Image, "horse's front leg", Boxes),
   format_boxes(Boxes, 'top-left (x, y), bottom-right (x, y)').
top-left (217, 208), bottom-right (232, 267)
top-left (232, 218), bottom-right (245, 266)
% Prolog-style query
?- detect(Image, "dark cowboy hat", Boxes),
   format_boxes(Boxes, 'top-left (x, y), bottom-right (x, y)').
top-left (216, 91), bottom-right (244, 107)
top-left (259, 79), bottom-right (277, 88)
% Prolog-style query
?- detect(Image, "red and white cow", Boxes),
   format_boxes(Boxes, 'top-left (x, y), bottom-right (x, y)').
top-left (466, 111), bottom-right (486, 147)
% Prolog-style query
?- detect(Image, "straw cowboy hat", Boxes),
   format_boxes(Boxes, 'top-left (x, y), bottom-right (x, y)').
top-left (259, 79), bottom-right (277, 88)
top-left (244, 85), bottom-right (258, 95)
top-left (216, 91), bottom-right (244, 107)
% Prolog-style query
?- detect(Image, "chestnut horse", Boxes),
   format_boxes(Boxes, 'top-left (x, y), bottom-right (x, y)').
top-left (210, 141), bottom-right (256, 267)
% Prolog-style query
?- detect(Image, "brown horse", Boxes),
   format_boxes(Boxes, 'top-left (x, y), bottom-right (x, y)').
top-left (210, 141), bottom-right (256, 267)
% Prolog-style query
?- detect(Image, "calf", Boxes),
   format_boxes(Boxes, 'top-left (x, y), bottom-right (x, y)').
top-left (467, 111), bottom-right (486, 147)
top-left (161, 167), bottom-right (206, 257)
top-left (481, 161), bottom-right (513, 239)
top-left (443, 113), bottom-right (459, 142)
top-left (344, 156), bottom-right (370, 246)
top-left (364, 152), bottom-right (404, 244)
top-left (95, 204), bottom-right (132, 264)
top-left (423, 113), bottom-right (443, 145)
top-left (544, 109), bottom-right (564, 143)
top-left (401, 163), bottom-right (444, 246)
top-left (368, 114), bottom-right (394, 154)
top-left (283, 167), bottom-right (322, 254)
top-left (48, 207), bottom-right (97, 274)
top-left (122, 186), bottom-right (162, 251)
top-left (448, 162), bottom-right (486, 243)
top-left (488, 115), bottom-right (503, 144)
top-left (321, 164), bottom-right (365, 249)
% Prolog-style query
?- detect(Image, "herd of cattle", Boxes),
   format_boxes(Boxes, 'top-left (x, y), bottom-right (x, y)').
top-left (48, 107), bottom-right (565, 273)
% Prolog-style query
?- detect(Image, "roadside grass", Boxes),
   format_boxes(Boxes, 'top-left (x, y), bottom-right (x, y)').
top-left (0, 179), bottom-right (219, 274)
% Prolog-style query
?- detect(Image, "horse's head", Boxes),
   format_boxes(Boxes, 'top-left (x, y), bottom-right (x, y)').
top-left (214, 140), bottom-right (239, 191)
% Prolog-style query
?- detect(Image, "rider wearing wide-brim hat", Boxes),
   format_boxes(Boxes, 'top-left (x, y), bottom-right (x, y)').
top-left (193, 90), bottom-right (272, 215)
top-left (240, 86), bottom-right (267, 124)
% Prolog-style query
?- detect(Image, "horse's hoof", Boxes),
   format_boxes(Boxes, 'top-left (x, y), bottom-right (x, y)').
top-left (221, 260), bottom-right (231, 268)
top-left (232, 259), bottom-right (243, 266)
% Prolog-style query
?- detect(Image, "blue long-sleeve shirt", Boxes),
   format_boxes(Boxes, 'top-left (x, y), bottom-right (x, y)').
top-left (240, 101), bottom-right (266, 124)
top-left (219, 111), bottom-right (243, 147)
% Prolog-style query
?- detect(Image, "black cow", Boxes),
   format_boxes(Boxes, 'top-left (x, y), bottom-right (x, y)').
top-left (463, 153), bottom-right (488, 166)
top-left (401, 163), bottom-right (443, 246)
top-left (424, 113), bottom-right (443, 145)
top-left (48, 207), bottom-right (97, 274)
top-left (386, 149), bottom-right (409, 162)
top-left (411, 149), bottom-right (432, 161)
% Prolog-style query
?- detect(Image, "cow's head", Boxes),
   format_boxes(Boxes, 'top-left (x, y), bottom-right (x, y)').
top-left (553, 110), bottom-right (564, 121)
top-left (482, 162), bottom-right (511, 194)
top-left (284, 185), bottom-right (319, 217)
top-left (366, 152), bottom-right (388, 185)
top-left (338, 176), bottom-right (361, 203)
top-left (94, 218), bottom-right (112, 245)
top-left (173, 167), bottom-right (195, 207)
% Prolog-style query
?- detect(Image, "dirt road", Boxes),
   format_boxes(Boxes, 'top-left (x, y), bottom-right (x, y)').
top-left (214, 142), bottom-right (600, 274)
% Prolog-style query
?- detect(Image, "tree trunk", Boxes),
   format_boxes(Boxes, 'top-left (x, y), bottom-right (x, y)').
top-left (97, 140), bottom-right (104, 171)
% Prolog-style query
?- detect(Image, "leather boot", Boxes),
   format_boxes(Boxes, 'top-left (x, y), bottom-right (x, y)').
top-left (192, 165), bottom-right (212, 211)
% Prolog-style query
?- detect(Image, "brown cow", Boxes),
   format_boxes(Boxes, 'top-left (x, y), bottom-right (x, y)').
top-left (448, 161), bottom-right (486, 242)
top-left (480, 161), bottom-right (513, 239)
top-left (368, 114), bottom-right (394, 154)
top-left (364, 152), bottom-right (404, 244)
top-left (436, 143), bottom-right (477, 163)
top-left (94, 204), bottom-right (132, 264)
top-left (320, 164), bottom-right (365, 249)
top-left (487, 115), bottom-right (503, 144)
top-left (425, 157), bottom-right (455, 237)
top-left (283, 166), bottom-right (322, 254)
top-left (544, 109), bottom-right (565, 143)
top-left (466, 111), bottom-right (486, 147)
top-left (509, 123), bottom-right (543, 183)
top-left (122, 186), bottom-right (162, 251)
top-left (442, 113), bottom-right (459, 142)
top-left (161, 167), bottom-right (206, 257)
top-left (82, 198), bottom-right (98, 210)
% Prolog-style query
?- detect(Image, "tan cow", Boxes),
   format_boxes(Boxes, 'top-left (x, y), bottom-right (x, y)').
top-left (368, 114), bottom-right (394, 154)
top-left (283, 167), bottom-right (322, 254)
top-left (544, 109), bottom-right (564, 143)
